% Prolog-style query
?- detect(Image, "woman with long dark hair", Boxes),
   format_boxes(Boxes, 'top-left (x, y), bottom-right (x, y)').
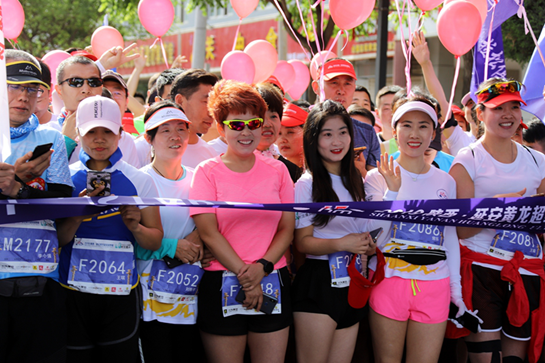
top-left (292, 100), bottom-right (383, 363)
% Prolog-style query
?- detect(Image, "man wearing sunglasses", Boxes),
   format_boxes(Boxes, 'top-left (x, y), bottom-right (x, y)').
top-left (0, 49), bottom-right (74, 362)
top-left (55, 56), bottom-right (140, 168)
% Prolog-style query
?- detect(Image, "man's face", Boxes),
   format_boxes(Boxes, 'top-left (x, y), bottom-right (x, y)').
top-left (55, 63), bottom-right (102, 112)
top-left (177, 83), bottom-right (214, 135)
top-left (35, 85), bottom-right (51, 114)
top-left (321, 75), bottom-right (356, 108)
top-left (377, 93), bottom-right (395, 128)
top-left (103, 80), bottom-right (128, 115)
top-left (352, 91), bottom-right (371, 111)
top-left (8, 82), bottom-right (40, 127)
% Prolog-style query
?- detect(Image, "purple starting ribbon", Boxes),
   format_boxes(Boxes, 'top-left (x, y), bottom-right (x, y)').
top-left (1, 196), bottom-right (545, 233)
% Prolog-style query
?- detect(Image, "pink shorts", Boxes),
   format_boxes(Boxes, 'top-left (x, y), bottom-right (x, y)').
top-left (369, 276), bottom-right (450, 324)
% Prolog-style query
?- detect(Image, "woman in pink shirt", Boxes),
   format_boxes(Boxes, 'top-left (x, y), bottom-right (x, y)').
top-left (189, 80), bottom-right (294, 363)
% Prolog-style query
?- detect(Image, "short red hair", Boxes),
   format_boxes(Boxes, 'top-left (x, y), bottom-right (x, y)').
top-left (208, 80), bottom-right (267, 124)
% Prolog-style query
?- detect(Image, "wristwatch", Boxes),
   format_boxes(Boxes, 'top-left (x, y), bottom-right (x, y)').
top-left (257, 259), bottom-right (274, 275)
top-left (15, 182), bottom-right (31, 199)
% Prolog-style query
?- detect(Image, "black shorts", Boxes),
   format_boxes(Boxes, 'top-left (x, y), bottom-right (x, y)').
top-left (0, 278), bottom-right (67, 363)
top-left (471, 264), bottom-right (541, 340)
top-left (66, 287), bottom-right (140, 359)
top-left (140, 320), bottom-right (204, 363)
top-left (197, 267), bottom-right (292, 336)
top-left (292, 259), bottom-right (366, 329)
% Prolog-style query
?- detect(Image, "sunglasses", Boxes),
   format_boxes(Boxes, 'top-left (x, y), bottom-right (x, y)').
top-left (222, 118), bottom-right (264, 131)
top-left (59, 77), bottom-right (103, 88)
top-left (476, 80), bottom-right (522, 96)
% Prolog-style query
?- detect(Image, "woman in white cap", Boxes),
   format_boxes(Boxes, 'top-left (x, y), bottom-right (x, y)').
top-left (56, 95), bottom-right (163, 361)
top-left (365, 93), bottom-right (467, 363)
top-left (136, 100), bottom-right (206, 362)
top-left (450, 78), bottom-right (545, 363)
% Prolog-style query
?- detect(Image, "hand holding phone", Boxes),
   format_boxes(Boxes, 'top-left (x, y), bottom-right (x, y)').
top-left (235, 289), bottom-right (278, 315)
top-left (86, 171), bottom-right (111, 197)
top-left (29, 143), bottom-right (53, 161)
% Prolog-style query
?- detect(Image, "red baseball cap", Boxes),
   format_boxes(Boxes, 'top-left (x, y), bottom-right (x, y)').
top-left (281, 103), bottom-right (309, 127)
top-left (266, 75), bottom-right (285, 94)
top-left (347, 250), bottom-right (386, 309)
top-left (477, 90), bottom-right (526, 108)
top-left (322, 59), bottom-right (356, 81)
top-left (70, 50), bottom-right (98, 62)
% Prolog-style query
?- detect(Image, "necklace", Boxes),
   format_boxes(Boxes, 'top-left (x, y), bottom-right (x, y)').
top-left (153, 164), bottom-right (183, 180)
top-left (408, 162), bottom-right (428, 182)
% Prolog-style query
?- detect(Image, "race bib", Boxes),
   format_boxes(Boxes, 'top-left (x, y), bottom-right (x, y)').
top-left (0, 220), bottom-right (59, 274)
top-left (390, 222), bottom-right (445, 249)
top-left (488, 230), bottom-right (543, 261)
top-left (221, 270), bottom-right (281, 317)
top-left (148, 261), bottom-right (204, 304)
top-left (68, 238), bottom-right (135, 295)
top-left (328, 252), bottom-right (364, 288)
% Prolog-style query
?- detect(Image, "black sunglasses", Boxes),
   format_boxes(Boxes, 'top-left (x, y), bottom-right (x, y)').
top-left (59, 77), bottom-right (103, 88)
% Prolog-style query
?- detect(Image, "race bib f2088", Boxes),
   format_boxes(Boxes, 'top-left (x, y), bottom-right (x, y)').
top-left (221, 270), bottom-right (281, 317)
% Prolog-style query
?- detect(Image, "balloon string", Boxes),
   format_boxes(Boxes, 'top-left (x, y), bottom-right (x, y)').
top-left (484, 2), bottom-right (497, 80)
top-left (308, 4), bottom-right (325, 102)
top-left (232, 18), bottom-right (242, 52)
top-left (159, 38), bottom-right (169, 69)
top-left (7, 39), bottom-right (17, 49)
top-left (150, 37), bottom-right (160, 48)
top-left (272, 0), bottom-right (311, 59)
top-left (406, 0), bottom-right (413, 97)
top-left (319, 0), bottom-right (325, 57)
top-left (516, 0), bottom-right (545, 69)
top-left (295, 0), bottom-right (314, 59)
top-left (394, 0), bottom-right (409, 62)
top-left (311, 0), bottom-right (322, 9)
top-left (442, 56), bottom-right (461, 128)
top-left (342, 30), bottom-right (349, 51)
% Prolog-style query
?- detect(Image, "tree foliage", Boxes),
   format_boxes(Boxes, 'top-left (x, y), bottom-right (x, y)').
top-left (8, 0), bottom-right (108, 57)
top-left (502, 1), bottom-right (545, 65)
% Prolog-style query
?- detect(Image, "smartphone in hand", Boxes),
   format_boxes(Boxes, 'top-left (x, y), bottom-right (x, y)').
top-left (86, 171), bottom-right (111, 196)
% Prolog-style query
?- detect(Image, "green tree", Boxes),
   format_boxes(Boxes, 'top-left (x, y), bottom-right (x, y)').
top-left (8, 0), bottom-right (114, 58)
top-left (502, 0), bottom-right (545, 65)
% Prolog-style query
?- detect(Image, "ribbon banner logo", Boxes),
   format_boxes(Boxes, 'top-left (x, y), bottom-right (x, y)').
top-left (1, 196), bottom-right (545, 233)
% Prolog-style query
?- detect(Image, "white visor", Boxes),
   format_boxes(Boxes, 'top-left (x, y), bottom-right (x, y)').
top-left (144, 107), bottom-right (191, 132)
top-left (391, 101), bottom-right (438, 128)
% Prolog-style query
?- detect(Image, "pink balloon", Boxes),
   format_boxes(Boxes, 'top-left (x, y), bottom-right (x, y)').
top-left (310, 51), bottom-right (337, 81)
top-left (329, 0), bottom-right (375, 31)
top-left (437, 0), bottom-right (482, 56)
top-left (138, 0), bottom-right (175, 38)
top-left (221, 51), bottom-right (255, 84)
top-left (244, 40), bottom-right (278, 84)
top-left (444, 0), bottom-right (487, 23)
top-left (42, 50), bottom-right (71, 87)
top-left (287, 60), bottom-right (310, 100)
top-left (2, 0), bottom-right (25, 40)
top-left (272, 61), bottom-right (296, 93)
top-left (230, 0), bottom-right (259, 19)
top-left (414, 0), bottom-right (443, 11)
top-left (91, 26), bottom-right (124, 58)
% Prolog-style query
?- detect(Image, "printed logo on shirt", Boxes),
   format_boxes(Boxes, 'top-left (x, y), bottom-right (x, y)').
top-left (437, 189), bottom-right (448, 199)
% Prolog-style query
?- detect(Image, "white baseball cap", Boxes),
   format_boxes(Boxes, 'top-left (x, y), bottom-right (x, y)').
top-left (391, 101), bottom-right (438, 128)
top-left (144, 107), bottom-right (191, 131)
top-left (76, 96), bottom-right (122, 136)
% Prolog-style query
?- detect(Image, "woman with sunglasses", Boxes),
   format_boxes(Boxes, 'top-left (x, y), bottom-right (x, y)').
top-left (365, 93), bottom-right (466, 363)
top-left (292, 100), bottom-right (383, 363)
top-left (135, 101), bottom-right (205, 363)
top-left (450, 78), bottom-right (545, 363)
top-left (189, 80), bottom-right (294, 363)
